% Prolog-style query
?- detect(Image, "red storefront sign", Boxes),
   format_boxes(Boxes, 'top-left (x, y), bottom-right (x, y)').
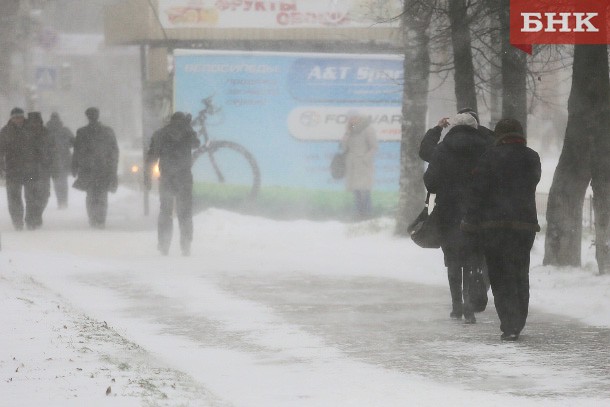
top-left (511, 0), bottom-right (610, 54)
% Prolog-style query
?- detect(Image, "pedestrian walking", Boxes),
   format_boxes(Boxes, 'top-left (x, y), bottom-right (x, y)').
top-left (419, 107), bottom-right (494, 163)
top-left (145, 111), bottom-right (200, 256)
top-left (72, 107), bottom-right (119, 229)
top-left (462, 118), bottom-right (541, 341)
top-left (25, 111), bottom-right (53, 229)
top-left (341, 111), bottom-right (378, 220)
top-left (0, 107), bottom-right (45, 230)
top-left (46, 112), bottom-right (74, 209)
top-left (423, 113), bottom-right (489, 324)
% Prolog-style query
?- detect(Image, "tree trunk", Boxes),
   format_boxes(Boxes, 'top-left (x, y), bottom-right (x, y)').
top-left (587, 45), bottom-right (610, 274)
top-left (544, 45), bottom-right (600, 267)
top-left (499, 0), bottom-right (527, 133)
top-left (395, 2), bottom-right (433, 236)
top-left (448, 0), bottom-right (477, 111)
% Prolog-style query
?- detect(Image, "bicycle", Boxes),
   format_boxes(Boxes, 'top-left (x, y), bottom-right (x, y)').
top-left (190, 96), bottom-right (261, 207)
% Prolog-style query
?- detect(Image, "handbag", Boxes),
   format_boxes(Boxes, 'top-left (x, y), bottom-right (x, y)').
top-left (408, 192), bottom-right (441, 249)
top-left (465, 267), bottom-right (490, 313)
top-left (330, 150), bottom-right (347, 179)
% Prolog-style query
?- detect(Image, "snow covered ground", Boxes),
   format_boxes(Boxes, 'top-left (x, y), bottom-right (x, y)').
top-left (1, 182), bottom-right (609, 406)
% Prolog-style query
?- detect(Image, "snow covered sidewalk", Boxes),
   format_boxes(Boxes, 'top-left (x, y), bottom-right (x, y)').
top-left (1, 187), bottom-right (610, 406)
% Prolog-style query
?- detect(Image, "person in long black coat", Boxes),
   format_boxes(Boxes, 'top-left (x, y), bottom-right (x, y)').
top-left (46, 112), bottom-right (74, 209)
top-left (423, 113), bottom-right (489, 323)
top-left (0, 107), bottom-right (45, 230)
top-left (25, 111), bottom-right (53, 229)
top-left (462, 118), bottom-right (541, 341)
top-left (145, 112), bottom-right (200, 256)
top-left (72, 107), bottom-right (119, 229)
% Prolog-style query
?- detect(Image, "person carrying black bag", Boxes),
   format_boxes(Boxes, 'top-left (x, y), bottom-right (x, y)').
top-left (462, 118), bottom-right (541, 341)
top-left (423, 113), bottom-right (489, 324)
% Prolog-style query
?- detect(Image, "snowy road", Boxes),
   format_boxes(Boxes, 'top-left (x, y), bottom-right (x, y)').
top-left (1, 188), bottom-right (609, 406)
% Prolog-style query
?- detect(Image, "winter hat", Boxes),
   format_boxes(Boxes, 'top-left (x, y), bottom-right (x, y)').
top-left (85, 107), bottom-right (99, 121)
top-left (458, 107), bottom-right (480, 125)
top-left (494, 118), bottom-right (524, 137)
top-left (451, 112), bottom-right (478, 129)
top-left (10, 107), bottom-right (25, 118)
top-left (170, 111), bottom-right (186, 123)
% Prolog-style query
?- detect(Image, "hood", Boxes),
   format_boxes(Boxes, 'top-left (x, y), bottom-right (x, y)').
top-left (443, 125), bottom-right (488, 156)
top-left (46, 117), bottom-right (63, 130)
top-left (348, 116), bottom-right (372, 134)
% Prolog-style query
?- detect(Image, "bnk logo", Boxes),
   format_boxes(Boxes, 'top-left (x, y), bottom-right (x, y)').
top-left (521, 13), bottom-right (599, 33)
top-left (510, 0), bottom-right (609, 53)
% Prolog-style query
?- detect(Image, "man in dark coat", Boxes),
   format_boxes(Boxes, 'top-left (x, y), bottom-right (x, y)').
top-left (462, 118), bottom-right (541, 341)
top-left (424, 113), bottom-right (489, 323)
top-left (145, 111), bottom-right (200, 256)
top-left (0, 107), bottom-right (45, 230)
top-left (419, 107), bottom-right (494, 163)
top-left (72, 107), bottom-right (119, 229)
top-left (46, 112), bottom-right (75, 209)
top-left (25, 112), bottom-right (53, 229)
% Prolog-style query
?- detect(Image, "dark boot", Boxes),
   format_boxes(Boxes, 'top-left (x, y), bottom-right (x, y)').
top-left (448, 266), bottom-right (463, 319)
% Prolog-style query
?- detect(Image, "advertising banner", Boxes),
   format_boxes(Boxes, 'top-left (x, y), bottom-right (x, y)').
top-left (159, 0), bottom-right (402, 29)
top-left (173, 50), bottom-right (403, 194)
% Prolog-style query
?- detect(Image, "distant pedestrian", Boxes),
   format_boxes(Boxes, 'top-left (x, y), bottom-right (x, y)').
top-left (145, 111), bottom-right (200, 256)
top-left (462, 118), bottom-right (541, 341)
top-left (46, 112), bottom-right (74, 209)
top-left (341, 111), bottom-right (378, 220)
top-left (25, 111), bottom-right (53, 229)
top-left (72, 107), bottom-right (119, 229)
top-left (423, 113), bottom-right (489, 324)
top-left (0, 107), bottom-right (45, 230)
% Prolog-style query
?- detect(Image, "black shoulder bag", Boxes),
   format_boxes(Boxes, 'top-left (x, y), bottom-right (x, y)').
top-left (407, 192), bottom-right (441, 249)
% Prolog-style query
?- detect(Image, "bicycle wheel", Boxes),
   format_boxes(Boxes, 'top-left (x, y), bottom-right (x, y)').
top-left (192, 140), bottom-right (261, 209)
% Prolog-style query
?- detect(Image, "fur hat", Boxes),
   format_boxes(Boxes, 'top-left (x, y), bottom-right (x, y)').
top-left (457, 107), bottom-right (480, 125)
top-left (451, 112), bottom-right (478, 129)
top-left (494, 118), bottom-right (524, 137)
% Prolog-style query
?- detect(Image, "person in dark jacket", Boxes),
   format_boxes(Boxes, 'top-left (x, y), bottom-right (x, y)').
top-left (424, 113), bottom-right (489, 324)
top-left (419, 107), bottom-right (494, 163)
top-left (462, 118), bottom-right (541, 341)
top-left (72, 107), bottom-right (119, 229)
top-left (46, 112), bottom-right (75, 209)
top-left (25, 112), bottom-right (53, 229)
top-left (145, 111), bottom-right (200, 256)
top-left (0, 107), bottom-right (45, 230)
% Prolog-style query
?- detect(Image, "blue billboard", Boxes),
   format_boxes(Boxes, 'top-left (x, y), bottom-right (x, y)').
top-left (173, 50), bottom-right (403, 194)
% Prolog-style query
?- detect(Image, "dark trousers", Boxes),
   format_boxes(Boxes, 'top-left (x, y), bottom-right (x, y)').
top-left (483, 229), bottom-right (535, 336)
top-left (52, 174), bottom-right (69, 207)
top-left (447, 266), bottom-right (475, 318)
top-left (86, 187), bottom-right (109, 227)
top-left (158, 178), bottom-right (193, 251)
top-left (6, 178), bottom-right (37, 229)
top-left (353, 190), bottom-right (372, 219)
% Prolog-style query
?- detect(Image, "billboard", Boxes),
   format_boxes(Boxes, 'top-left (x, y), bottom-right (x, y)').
top-left (159, 0), bottom-right (402, 29)
top-left (173, 50), bottom-right (403, 198)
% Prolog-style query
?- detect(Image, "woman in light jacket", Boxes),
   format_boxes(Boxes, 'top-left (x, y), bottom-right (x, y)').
top-left (341, 112), bottom-right (378, 220)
